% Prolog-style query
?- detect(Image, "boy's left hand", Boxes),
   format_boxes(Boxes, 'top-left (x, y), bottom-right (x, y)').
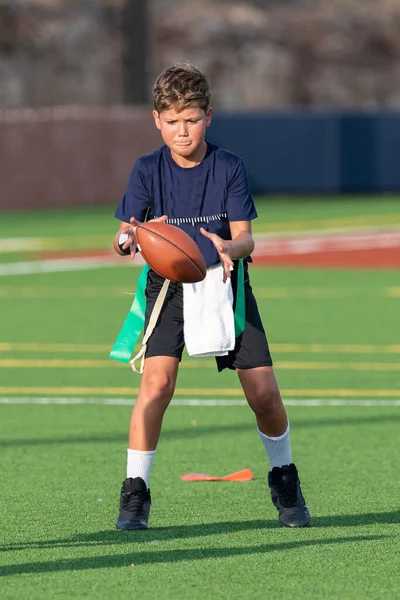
top-left (200, 228), bottom-right (234, 281)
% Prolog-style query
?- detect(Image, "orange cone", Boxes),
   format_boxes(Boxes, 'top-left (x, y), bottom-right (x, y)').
top-left (180, 469), bottom-right (253, 482)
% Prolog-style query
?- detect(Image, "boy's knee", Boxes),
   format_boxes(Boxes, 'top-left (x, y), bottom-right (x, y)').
top-left (245, 382), bottom-right (281, 416)
top-left (141, 372), bottom-right (176, 403)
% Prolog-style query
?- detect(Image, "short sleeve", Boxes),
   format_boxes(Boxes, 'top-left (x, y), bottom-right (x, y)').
top-left (114, 160), bottom-right (151, 222)
top-left (226, 159), bottom-right (258, 222)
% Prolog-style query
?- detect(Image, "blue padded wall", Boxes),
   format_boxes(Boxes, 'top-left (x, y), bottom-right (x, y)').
top-left (208, 111), bottom-right (400, 194)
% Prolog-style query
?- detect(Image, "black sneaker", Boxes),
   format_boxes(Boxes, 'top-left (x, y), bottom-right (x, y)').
top-left (116, 477), bottom-right (151, 530)
top-left (268, 463), bottom-right (310, 528)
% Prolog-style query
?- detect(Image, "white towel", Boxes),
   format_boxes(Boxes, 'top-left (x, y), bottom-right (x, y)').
top-left (183, 264), bottom-right (235, 357)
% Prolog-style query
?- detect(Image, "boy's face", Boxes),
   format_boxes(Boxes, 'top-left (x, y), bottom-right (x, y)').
top-left (153, 104), bottom-right (212, 164)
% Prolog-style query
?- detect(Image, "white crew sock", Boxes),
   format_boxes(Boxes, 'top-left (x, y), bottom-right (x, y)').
top-left (257, 422), bottom-right (292, 469)
top-left (126, 449), bottom-right (156, 487)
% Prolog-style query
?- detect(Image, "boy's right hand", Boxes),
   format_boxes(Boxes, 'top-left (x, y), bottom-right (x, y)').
top-left (120, 215), bottom-right (168, 259)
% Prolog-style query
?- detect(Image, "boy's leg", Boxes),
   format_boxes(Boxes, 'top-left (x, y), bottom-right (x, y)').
top-left (117, 355), bottom-right (179, 530)
top-left (129, 355), bottom-right (180, 450)
top-left (238, 366), bottom-right (310, 528)
top-left (238, 366), bottom-right (292, 468)
top-left (117, 270), bottom-right (185, 530)
top-left (237, 366), bottom-right (288, 437)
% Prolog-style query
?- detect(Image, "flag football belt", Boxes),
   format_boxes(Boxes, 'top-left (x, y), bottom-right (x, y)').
top-left (109, 259), bottom-right (245, 371)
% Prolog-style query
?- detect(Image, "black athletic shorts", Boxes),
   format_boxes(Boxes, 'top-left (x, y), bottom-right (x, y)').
top-left (143, 261), bottom-right (273, 371)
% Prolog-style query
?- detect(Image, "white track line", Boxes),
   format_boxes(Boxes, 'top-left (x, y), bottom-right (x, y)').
top-left (0, 397), bottom-right (399, 407)
top-left (253, 230), bottom-right (400, 257)
top-left (0, 258), bottom-right (130, 277)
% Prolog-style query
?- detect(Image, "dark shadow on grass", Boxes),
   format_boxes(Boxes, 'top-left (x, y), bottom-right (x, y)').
top-left (305, 510), bottom-right (400, 528)
top-left (2, 413), bottom-right (400, 447)
top-left (2, 511), bottom-right (399, 554)
top-left (0, 519), bottom-right (278, 553)
top-left (0, 534), bottom-right (389, 576)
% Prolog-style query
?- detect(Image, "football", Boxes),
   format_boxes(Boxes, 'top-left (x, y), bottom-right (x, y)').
top-left (136, 221), bottom-right (207, 283)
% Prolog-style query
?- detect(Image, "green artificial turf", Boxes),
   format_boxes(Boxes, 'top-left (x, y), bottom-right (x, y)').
top-left (1, 197), bottom-right (399, 598)
top-left (1, 404), bottom-right (399, 600)
top-left (0, 266), bottom-right (399, 394)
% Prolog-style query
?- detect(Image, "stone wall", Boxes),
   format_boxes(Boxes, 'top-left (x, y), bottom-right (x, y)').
top-left (0, 1), bottom-right (124, 108)
top-left (2, 0), bottom-right (400, 109)
top-left (155, 0), bottom-right (400, 109)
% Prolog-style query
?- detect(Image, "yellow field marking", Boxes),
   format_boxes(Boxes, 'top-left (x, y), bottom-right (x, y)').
top-left (0, 386), bottom-right (399, 398)
top-left (281, 389), bottom-right (400, 398)
top-left (0, 359), bottom-right (122, 368)
top-left (256, 288), bottom-right (399, 300)
top-left (255, 288), bottom-right (350, 299)
top-left (272, 344), bottom-right (400, 354)
top-left (0, 287), bottom-right (131, 299)
top-left (1, 358), bottom-right (400, 371)
top-left (0, 286), bottom-right (399, 300)
top-left (277, 361), bottom-right (400, 371)
top-left (252, 213), bottom-right (400, 233)
top-left (1, 342), bottom-right (400, 355)
top-left (0, 342), bottom-right (110, 353)
top-left (0, 358), bottom-right (214, 368)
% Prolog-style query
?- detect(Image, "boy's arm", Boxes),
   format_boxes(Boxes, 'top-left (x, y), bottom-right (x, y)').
top-left (114, 159), bottom-right (153, 258)
top-left (200, 220), bottom-right (254, 281)
top-left (228, 220), bottom-right (255, 259)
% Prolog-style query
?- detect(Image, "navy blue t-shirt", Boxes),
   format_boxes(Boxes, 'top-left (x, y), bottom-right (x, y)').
top-left (115, 142), bottom-right (257, 268)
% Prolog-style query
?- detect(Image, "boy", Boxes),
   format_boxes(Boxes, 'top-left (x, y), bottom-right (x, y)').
top-left (113, 63), bottom-right (310, 529)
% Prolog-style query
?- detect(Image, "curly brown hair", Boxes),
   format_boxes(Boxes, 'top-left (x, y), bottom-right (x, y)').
top-left (152, 63), bottom-right (211, 113)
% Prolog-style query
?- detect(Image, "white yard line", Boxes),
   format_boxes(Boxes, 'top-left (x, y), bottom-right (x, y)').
top-left (0, 397), bottom-right (399, 407)
top-left (0, 257), bottom-right (136, 277)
